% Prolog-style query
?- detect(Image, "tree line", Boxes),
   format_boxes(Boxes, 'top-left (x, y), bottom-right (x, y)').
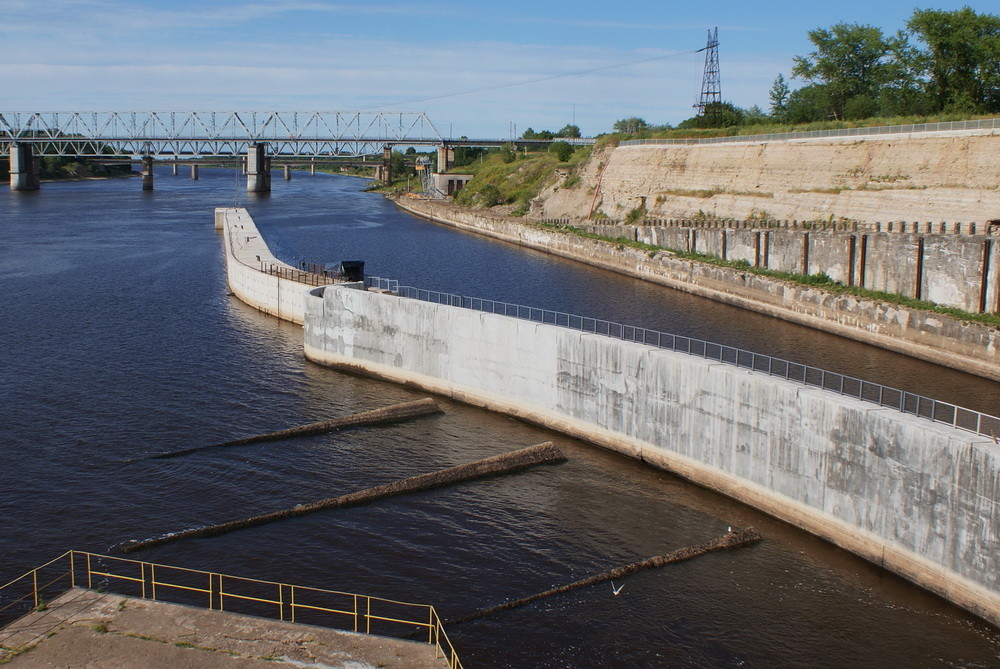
top-left (616, 7), bottom-right (999, 132)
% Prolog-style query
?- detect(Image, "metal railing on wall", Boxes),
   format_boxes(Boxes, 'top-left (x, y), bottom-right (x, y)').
top-left (363, 276), bottom-right (1000, 438)
top-left (0, 551), bottom-right (461, 669)
top-left (620, 118), bottom-right (1000, 147)
top-left (260, 262), bottom-right (340, 287)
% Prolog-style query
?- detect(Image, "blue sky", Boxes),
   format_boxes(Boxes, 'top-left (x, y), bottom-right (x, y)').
top-left (2, 1), bottom-right (996, 137)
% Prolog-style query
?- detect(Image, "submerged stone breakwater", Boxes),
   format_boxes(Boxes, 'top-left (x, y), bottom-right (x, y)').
top-left (217, 206), bottom-right (1000, 628)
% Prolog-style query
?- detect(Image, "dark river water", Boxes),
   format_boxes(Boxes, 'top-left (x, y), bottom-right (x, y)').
top-left (1, 168), bottom-right (997, 667)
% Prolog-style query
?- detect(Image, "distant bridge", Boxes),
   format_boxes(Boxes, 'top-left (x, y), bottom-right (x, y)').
top-left (1, 111), bottom-right (594, 191)
top-left (0, 111), bottom-right (594, 157)
top-left (0, 111), bottom-right (444, 157)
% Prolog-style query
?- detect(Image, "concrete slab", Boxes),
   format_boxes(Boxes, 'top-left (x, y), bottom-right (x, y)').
top-left (0, 588), bottom-right (450, 668)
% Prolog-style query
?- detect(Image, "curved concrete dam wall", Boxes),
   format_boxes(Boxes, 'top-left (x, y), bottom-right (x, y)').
top-left (216, 207), bottom-right (361, 324)
top-left (215, 205), bottom-right (999, 626)
top-left (218, 207), bottom-right (311, 324)
top-left (303, 284), bottom-right (999, 627)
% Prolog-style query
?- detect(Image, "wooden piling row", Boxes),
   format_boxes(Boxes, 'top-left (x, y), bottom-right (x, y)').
top-left (122, 442), bottom-right (567, 552)
top-left (446, 527), bottom-right (763, 625)
top-left (133, 398), bottom-right (443, 462)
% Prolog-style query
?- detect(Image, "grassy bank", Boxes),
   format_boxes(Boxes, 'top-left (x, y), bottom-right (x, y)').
top-left (450, 146), bottom-right (592, 214)
top-left (595, 112), bottom-right (1000, 148)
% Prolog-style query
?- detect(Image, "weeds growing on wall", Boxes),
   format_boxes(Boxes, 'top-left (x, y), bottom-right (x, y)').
top-left (535, 222), bottom-right (1000, 327)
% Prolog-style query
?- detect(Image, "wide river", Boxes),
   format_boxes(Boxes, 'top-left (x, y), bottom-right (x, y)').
top-left (1, 168), bottom-right (997, 667)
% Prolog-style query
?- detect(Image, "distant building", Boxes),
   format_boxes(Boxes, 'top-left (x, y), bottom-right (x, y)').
top-left (431, 173), bottom-right (473, 196)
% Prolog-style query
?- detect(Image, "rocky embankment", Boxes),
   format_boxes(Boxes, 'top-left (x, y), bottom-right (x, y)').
top-left (536, 130), bottom-right (1000, 225)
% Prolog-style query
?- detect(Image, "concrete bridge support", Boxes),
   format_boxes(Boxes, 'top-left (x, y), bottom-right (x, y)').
top-left (141, 156), bottom-right (154, 191)
top-left (171, 163), bottom-right (178, 176)
top-left (437, 146), bottom-right (454, 172)
top-left (382, 145), bottom-right (392, 184)
top-left (190, 164), bottom-right (199, 180)
top-left (246, 144), bottom-right (271, 193)
top-left (9, 143), bottom-right (40, 191)
top-left (310, 160), bottom-right (316, 176)
top-left (283, 164), bottom-right (292, 181)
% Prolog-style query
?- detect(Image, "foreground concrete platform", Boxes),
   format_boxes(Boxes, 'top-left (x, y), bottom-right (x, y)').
top-left (0, 588), bottom-right (450, 668)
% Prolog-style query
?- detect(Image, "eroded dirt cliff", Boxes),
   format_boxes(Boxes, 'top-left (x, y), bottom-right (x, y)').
top-left (536, 131), bottom-right (1000, 224)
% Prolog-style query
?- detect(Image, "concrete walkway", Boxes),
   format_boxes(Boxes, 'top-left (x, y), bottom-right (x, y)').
top-left (0, 588), bottom-right (450, 668)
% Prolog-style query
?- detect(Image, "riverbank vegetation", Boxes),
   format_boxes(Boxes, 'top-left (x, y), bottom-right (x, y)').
top-left (451, 142), bottom-right (591, 214)
top-left (362, 140), bottom-right (591, 208)
top-left (0, 156), bottom-right (132, 181)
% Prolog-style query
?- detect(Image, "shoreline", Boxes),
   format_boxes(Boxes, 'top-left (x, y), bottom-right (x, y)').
top-left (39, 174), bottom-right (132, 183)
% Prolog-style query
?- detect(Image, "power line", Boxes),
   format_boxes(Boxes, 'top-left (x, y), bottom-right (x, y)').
top-left (358, 48), bottom-right (698, 110)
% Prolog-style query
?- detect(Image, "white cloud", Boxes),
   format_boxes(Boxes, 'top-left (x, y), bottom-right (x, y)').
top-left (0, 2), bottom-right (786, 135)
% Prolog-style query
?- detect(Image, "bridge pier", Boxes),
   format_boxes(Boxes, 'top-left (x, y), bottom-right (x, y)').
top-left (191, 164), bottom-right (199, 180)
top-left (246, 144), bottom-right (271, 193)
top-left (283, 164), bottom-right (292, 181)
top-left (141, 156), bottom-right (154, 191)
top-left (171, 163), bottom-right (179, 176)
top-left (9, 143), bottom-right (40, 191)
top-left (382, 145), bottom-right (392, 184)
top-left (437, 146), bottom-right (454, 172)
top-left (310, 160), bottom-right (316, 176)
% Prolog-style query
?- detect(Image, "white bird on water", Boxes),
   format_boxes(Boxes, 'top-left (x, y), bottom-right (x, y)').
top-left (611, 581), bottom-right (625, 595)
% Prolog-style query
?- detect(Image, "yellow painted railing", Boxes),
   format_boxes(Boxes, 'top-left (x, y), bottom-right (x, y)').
top-left (0, 551), bottom-right (461, 669)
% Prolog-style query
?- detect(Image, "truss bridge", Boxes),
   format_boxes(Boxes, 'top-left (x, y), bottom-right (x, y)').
top-left (1, 111), bottom-right (593, 192)
top-left (0, 111), bottom-right (444, 158)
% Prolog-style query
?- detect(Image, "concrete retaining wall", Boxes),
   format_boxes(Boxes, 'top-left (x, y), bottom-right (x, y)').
top-left (578, 222), bottom-right (1000, 313)
top-left (303, 283), bottom-right (1000, 627)
top-left (396, 198), bottom-right (1000, 382)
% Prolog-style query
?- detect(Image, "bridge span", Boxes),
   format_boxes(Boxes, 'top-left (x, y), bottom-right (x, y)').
top-left (1, 111), bottom-right (594, 191)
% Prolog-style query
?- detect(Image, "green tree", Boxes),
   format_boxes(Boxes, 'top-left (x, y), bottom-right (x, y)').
top-left (521, 127), bottom-right (554, 140)
top-left (389, 150), bottom-right (413, 178)
top-left (843, 95), bottom-right (879, 120)
top-left (769, 74), bottom-right (790, 119)
top-left (499, 142), bottom-right (517, 164)
top-left (612, 117), bottom-right (649, 134)
top-left (556, 124), bottom-right (581, 138)
top-left (677, 102), bottom-right (746, 129)
top-left (875, 33), bottom-right (931, 116)
top-left (744, 105), bottom-right (769, 125)
top-left (548, 141), bottom-right (574, 162)
top-left (453, 146), bottom-right (486, 167)
top-left (783, 85), bottom-right (834, 123)
top-left (477, 184), bottom-right (503, 207)
top-left (792, 23), bottom-right (905, 118)
top-left (907, 7), bottom-right (1000, 112)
